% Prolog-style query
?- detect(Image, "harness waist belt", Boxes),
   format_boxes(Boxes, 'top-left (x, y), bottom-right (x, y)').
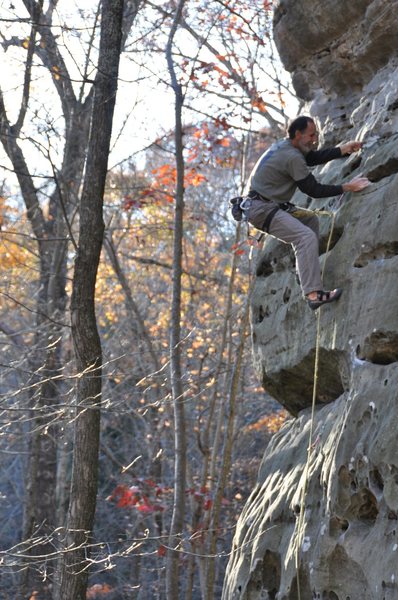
top-left (251, 191), bottom-right (310, 233)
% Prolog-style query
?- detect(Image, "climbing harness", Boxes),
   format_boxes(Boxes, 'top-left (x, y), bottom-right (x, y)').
top-left (294, 197), bottom-right (342, 600)
top-left (229, 191), bottom-right (257, 222)
top-left (261, 199), bottom-right (335, 234)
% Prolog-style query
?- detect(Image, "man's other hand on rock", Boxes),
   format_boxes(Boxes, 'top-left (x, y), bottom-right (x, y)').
top-left (342, 175), bottom-right (371, 192)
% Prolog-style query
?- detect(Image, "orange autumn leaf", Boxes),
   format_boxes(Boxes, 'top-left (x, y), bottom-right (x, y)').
top-left (215, 138), bottom-right (230, 147)
top-left (152, 164), bottom-right (173, 177)
top-left (185, 169), bottom-right (207, 186)
top-left (251, 96), bottom-right (267, 111)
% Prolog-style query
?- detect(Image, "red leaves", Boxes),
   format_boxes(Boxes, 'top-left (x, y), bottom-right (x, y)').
top-left (110, 479), bottom-right (235, 525)
top-left (231, 243), bottom-right (246, 256)
top-left (188, 119), bottom-right (234, 167)
top-left (120, 118), bottom-right (236, 211)
top-left (136, 498), bottom-right (158, 514)
top-left (130, 163), bottom-right (207, 207)
top-left (186, 485), bottom-right (215, 511)
top-left (108, 484), bottom-right (139, 508)
top-left (203, 498), bottom-right (213, 511)
top-left (121, 116), bottom-right (236, 211)
top-left (214, 116), bottom-right (231, 131)
top-left (108, 480), bottom-right (168, 515)
top-left (122, 195), bottom-right (143, 211)
top-left (231, 236), bottom-right (264, 255)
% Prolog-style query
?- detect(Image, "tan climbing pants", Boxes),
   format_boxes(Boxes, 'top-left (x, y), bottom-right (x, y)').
top-left (268, 209), bottom-right (322, 296)
top-left (248, 198), bottom-right (322, 296)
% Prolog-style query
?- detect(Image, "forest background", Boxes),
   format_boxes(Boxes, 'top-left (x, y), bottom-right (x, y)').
top-left (0, 1), bottom-right (297, 598)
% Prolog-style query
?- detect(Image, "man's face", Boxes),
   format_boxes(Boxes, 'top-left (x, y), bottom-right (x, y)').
top-left (294, 121), bottom-right (319, 154)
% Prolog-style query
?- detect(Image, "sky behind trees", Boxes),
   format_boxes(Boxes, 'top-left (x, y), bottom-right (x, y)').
top-left (1, 0), bottom-right (298, 195)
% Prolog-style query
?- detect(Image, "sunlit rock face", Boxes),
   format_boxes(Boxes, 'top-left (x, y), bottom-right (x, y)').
top-left (222, 1), bottom-right (398, 598)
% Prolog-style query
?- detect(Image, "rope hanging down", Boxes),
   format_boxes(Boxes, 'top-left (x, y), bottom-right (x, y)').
top-left (293, 199), bottom-right (341, 600)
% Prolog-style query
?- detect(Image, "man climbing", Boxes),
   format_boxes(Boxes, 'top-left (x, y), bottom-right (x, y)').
top-left (246, 115), bottom-right (370, 310)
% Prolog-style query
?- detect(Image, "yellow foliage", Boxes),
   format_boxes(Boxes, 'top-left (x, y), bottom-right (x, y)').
top-left (0, 198), bottom-right (37, 289)
top-left (246, 410), bottom-right (289, 434)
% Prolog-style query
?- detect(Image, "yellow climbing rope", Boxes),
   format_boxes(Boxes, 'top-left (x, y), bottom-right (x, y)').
top-left (247, 199), bottom-right (340, 597)
top-left (294, 205), bottom-right (338, 600)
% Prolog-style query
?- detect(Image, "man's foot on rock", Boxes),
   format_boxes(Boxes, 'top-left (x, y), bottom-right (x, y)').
top-left (307, 288), bottom-right (343, 310)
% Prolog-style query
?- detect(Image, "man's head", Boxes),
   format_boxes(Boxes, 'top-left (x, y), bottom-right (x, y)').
top-left (288, 116), bottom-right (318, 154)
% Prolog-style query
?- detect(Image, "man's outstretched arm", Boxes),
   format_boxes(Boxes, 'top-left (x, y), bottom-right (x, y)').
top-left (297, 173), bottom-right (370, 198)
top-left (306, 141), bottom-right (363, 166)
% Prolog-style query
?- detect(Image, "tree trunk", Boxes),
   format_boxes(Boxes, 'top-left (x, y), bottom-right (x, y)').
top-left (0, 83), bottom-right (69, 597)
top-left (165, 2), bottom-right (187, 598)
top-left (204, 279), bottom-right (255, 600)
top-left (57, 2), bottom-right (124, 599)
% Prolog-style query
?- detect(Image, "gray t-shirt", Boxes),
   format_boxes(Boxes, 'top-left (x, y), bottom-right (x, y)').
top-left (246, 139), bottom-right (311, 204)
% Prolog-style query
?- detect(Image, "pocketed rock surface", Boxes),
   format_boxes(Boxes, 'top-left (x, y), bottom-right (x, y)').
top-left (222, 1), bottom-right (398, 598)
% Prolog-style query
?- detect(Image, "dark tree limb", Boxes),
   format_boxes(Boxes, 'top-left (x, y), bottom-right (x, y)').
top-left (57, 2), bottom-right (125, 599)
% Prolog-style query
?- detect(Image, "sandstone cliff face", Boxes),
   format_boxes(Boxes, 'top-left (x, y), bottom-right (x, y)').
top-left (222, 1), bottom-right (398, 598)
top-left (273, 0), bottom-right (398, 144)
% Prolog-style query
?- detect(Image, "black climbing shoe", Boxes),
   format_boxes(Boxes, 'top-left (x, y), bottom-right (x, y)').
top-left (307, 288), bottom-right (343, 311)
